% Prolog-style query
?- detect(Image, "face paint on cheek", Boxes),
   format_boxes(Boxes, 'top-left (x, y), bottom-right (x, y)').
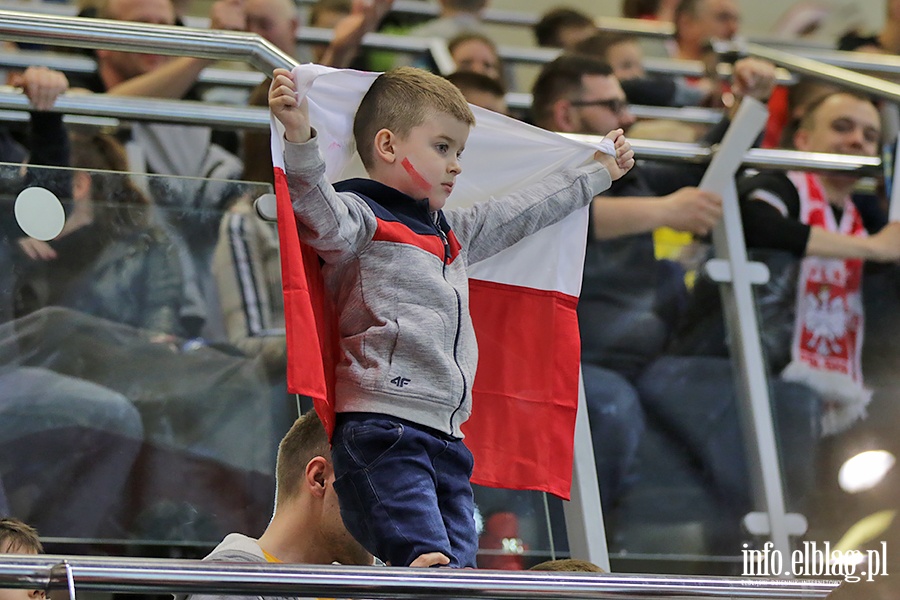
top-left (401, 157), bottom-right (432, 192)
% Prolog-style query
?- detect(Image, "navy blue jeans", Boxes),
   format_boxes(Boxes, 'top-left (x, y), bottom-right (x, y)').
top-left (331, 413), bottom-right (477, 567)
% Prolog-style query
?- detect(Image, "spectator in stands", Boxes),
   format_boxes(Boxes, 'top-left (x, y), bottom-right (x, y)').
top-left (445, 71), bottom-right (507, 114)
top-left (1, 66), bottom-right (70, 323)
top-left (622, 0), bottom-right (680, 22)
top-left (735, 92), bottom-right (900, 433)
top-left (533, 7), bottom-right (596, 51)
top-left (0, 366), bottom-right (142, 540)
top-left (531, 53), bottom-right (821, 549)
top-left (573, 31), bottom-right (713, 107)
top-left (530, 558), bottom-right (605, 572)
top-left (407, 0), bottom-right (489, 40)
top-left (175, 411), bottom-right (374, 600)
top-left (448, 32), bottom-right (502, 82)
top-left (672, 0), bottom-right (741, 61)
top-left (15, 132), bottom-right (184, 337)
top-left (215, 0), bottom-right (393, 378)
top-left (0, 68), bottom-right (143, 543)
top-left (838, 0), bottom-right (900, 53)
top-left (7, 135), bottom-right (275, 538)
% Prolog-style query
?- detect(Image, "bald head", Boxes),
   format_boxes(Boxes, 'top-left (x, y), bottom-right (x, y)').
top-left (245, 0), bottom-right (299, 53)
top-left (101, 0), bottom-right (175, 23)
top-left (96, 0), bottom-right (175, 86)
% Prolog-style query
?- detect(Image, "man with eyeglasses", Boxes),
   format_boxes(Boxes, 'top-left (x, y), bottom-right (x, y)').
top-left (529, 53), bottom-right (826, 551)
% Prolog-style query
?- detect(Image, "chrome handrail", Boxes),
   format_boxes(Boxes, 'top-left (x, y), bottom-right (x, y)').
top-left (0, 87), bottom-right (882, 175)
top-left (0, 87), bottom-right (269, 129)
top-left (744, 42), bottom-right (900, 104)
top-left (0, 9), bottom-right (298, 73)
top-left (0, 555), bottom-right (840, 599)
top-left (0, 49), bottom-right (267, 89)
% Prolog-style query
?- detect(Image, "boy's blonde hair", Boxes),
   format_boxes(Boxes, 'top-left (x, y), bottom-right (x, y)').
top-left (0, 518), bottom-right (43, 554)
top-left (353, 67), bottom-right (475, 169)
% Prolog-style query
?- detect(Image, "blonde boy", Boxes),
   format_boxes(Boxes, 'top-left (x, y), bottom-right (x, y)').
top-left (269, 66), bottom-right (633, 568)
top-left (0, 518), bottom-right (44, 600)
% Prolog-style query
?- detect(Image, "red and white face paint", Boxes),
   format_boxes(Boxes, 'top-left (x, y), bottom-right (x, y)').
top-left (387, 113), bottom-right (470, 211)
top-left (401, 157), bottom-right (433, 193)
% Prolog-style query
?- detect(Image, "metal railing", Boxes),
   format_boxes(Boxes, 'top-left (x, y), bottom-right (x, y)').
top-left (0, 9), bottom-right (298, 74)
top-left (0, 85), bottom-right (883, 178)
top-left (0, 555), bottom-right (840, 599)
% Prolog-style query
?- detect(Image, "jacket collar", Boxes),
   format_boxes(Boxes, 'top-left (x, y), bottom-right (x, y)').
top-left (334, 178), bottom-right (432, 214)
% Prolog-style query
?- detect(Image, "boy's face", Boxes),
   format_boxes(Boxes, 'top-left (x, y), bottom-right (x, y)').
top-left (388, 112), bottom-right (470, 211)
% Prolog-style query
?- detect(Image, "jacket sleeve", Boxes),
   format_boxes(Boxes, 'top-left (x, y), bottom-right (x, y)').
top-left (212, 208), bottom-right (287, 374)
top-left (445, 162), bottom-right (612, 265)
top-left (737, 171), bottom-right (809, 257)
top-left (141, 234), bottom-right (185, 335)
top-left (283, 134), bottom-right (377, 263)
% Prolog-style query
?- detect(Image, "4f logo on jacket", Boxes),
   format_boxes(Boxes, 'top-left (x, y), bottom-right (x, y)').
top-left (390, 376), bottom-right (411, 388)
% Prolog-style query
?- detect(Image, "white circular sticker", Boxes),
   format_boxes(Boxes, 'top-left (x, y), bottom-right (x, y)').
top-left (14, 187), bottom-right (65, 241)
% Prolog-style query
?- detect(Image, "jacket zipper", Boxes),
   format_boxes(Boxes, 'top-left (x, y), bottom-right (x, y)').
top-left (432, 211), bottom-right (467, 433)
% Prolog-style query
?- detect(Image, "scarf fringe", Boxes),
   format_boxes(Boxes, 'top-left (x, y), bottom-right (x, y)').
top-left (781, 360), bottom-right (872, 436)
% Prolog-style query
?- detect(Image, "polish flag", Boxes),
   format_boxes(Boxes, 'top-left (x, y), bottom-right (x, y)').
top-left (271, 65), bottom-right (600, 499)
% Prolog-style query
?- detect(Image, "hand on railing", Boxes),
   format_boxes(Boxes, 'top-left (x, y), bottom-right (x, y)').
top-left (407, 552), bottom-right (450, 568)
top-left (731, 57), bottom-right (777, 103)
top-left (10, 66), bottom-right (68, 111)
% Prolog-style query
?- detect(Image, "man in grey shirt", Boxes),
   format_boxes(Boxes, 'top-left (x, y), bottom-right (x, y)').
top-left (178, 411), bottom-right (373, 600)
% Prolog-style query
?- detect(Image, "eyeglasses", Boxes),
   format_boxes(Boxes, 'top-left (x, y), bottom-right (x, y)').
top-left (568, 97), bottom-right (629, 114)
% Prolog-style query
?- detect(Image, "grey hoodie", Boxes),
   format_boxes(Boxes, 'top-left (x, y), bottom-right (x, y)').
top-left (285, 136), bottom-right (612, 438)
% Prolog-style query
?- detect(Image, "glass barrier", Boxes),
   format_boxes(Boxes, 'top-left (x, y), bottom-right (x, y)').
top-left (0, 162), bottom-right (281, 547)
top-left (4, 157), bottom-right (896, 580)
top-left (0, 161), bottom-right (566, 567)
top-left (642, 177), bottom-right (900, 579)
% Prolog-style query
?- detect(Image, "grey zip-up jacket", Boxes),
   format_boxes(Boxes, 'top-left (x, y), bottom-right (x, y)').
top-left (285, 135), bottom-right (612, 438)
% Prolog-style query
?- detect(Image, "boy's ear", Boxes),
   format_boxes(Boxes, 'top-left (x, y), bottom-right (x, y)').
top-left (373, 128), bottom-right (398, 164)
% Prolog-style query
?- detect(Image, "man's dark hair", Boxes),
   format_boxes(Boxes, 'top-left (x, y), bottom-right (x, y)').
top-left (531, 54), bottom-right (614, 126)
top-left (621, 0), bottom-right (662, 19)
top-left (673, 0), bottom-right (704, 39)
top-left (795, 91), bottom-right (879, 137)
top-left (573, 31), bottom-right (638, 60)
top-left (274, 410), bottom-right (331, 506)
top-left (534, 7), bottom-right (595, 48)
top-left (446, 70), bottom-right (507, 98)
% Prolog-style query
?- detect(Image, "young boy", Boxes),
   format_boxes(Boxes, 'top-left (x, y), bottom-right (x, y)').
top-left (269, 66), bottom-right (633, 568)
top-left (0, 518), bottom-right (45, 600)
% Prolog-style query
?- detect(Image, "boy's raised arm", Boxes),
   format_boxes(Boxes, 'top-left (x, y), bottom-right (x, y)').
top-left (270, 68), bottom-right (312, 144)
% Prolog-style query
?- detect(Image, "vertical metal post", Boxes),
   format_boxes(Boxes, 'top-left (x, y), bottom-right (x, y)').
top-left (701, 98), bottom-right (800, 558)
top-left (563, 369), bottom-right (610, 571)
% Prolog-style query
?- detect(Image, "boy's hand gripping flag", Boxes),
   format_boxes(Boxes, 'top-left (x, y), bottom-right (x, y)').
top-left (271, 64), bottom-right (602, 499)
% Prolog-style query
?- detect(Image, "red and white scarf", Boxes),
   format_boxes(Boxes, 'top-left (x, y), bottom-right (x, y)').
top-left (780, 171), bottom-right (872, 435)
